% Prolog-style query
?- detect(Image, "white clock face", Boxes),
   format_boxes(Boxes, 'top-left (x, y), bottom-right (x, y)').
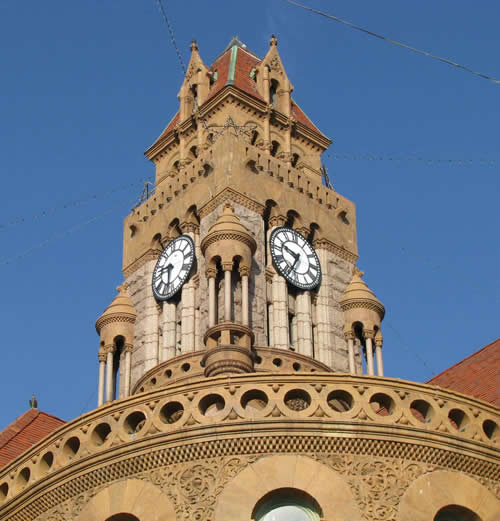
top-left (152, 235), bottom-right (195, 301)
top-left (269, 227), bottom-right (321, 290)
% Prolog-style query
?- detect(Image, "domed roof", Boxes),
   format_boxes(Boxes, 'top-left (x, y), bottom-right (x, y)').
top-left (96, 284), bottom-right (136, 333)
top-left (201, 203), bottom-right (256, 253)
top-left (208, 203), bottom-right (250, 235)
top-left (340, 268), bottom-right (385, 318)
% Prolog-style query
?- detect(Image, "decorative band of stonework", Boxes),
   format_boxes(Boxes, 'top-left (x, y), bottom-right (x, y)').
top-left (200, 231), bottom-right (257, 254)
top-left (340, 299), bottom-right (386, 315)
top-left (312, 238), bottom-right (358, 264)
top-left (199, 187), bottom-right (266, 218)
top-left (7, 437), bottom-right (499, 521)
top-left (123, 248), bottom-right (162, 279)
top-left (95, 313), bottom-right (136, 331)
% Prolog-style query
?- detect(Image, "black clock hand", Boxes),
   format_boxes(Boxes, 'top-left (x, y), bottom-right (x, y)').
top-left (166, 263), bottom-right (173, 285)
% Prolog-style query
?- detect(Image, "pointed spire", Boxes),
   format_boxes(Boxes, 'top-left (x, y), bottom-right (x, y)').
top-left (190, 39), bottom-right (198, 52)
top-left (270, 34), bottom-right (278, 47)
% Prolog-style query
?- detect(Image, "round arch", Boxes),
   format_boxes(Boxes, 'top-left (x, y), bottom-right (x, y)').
top-left (76, 479), bottom-right (176, 521)
top-left (214, 454), bottom-right (361, 521)
top-left (397, 470), bottom-right (499, 521)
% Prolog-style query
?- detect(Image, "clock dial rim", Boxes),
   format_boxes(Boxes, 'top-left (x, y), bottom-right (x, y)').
top-left (152, 234), bottom-right (195, 301)
top-left (269, 226), bottom-right (322, 290)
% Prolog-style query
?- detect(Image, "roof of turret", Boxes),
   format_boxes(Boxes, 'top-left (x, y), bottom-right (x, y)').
top-left (340, 268), bottom-right (385, 316)
top-left (96, 284), bottom-right (136, 333)
top-left (208, 202), bottom-right (252, 236)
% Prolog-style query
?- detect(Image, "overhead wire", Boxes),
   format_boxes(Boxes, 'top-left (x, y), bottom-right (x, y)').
top-left (278, 0), bottom-right (500, 84)
top-left (0, 176), bottom-right (151, 231)
top-left (0, 198), bottom-right (135, 267)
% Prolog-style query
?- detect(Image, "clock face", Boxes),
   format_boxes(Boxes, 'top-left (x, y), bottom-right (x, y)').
top-left (269, 227), bottom-right (321, 290)
top-left (152, 235), bottom-right (195, 301)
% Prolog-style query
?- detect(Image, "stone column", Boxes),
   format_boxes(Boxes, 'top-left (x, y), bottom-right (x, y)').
top-left (105, 346), bottom-right (114, 402)
top-left (268, 216), bottom-right (289, 350)
top-left (272, 273), bottom-right (289, 349)
top-left (375, 337), bottom-right (384, 377)
top-left (180, 224), bottom-right (198, 353)
top-left (296, 291), bottom-right (313, 357)
top-left (313, 248), bottom-right (333, 367)
top-left (207, 268), bottom-right (217, 327)
top-left (161, 300), bottom-right (177, 361)
top-left (223, 261), bottom-right (233, 321)
top-left (123, 344), bottom-right (132, 397)
top-left (97, 351), bottom-right (106, 407)
top-left (143, 260), bottom-right (160, 371)
top-left (268, 302), bottom-right (274, 347)
top-left (345, 331), bottom-right (356, 374)
top-left (240, 266), bottom-right (250, 326)
top-left (364, 330), bottom-right (375, 376)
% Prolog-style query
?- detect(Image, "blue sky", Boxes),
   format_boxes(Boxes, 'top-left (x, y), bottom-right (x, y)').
top-left (1, 1), bottom-right (499, 426)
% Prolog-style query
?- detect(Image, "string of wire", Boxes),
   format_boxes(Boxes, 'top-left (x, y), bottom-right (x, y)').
top-left (0, 198), bottom-right (134, 267)
top-left (279, 0), bottom-right (500, 84)
top-left (155, 0), bottom-right (186, 75)
top-left (323, 153), bottom-right (496, 166)
top-left (0, 177), bottom-right (150, 231)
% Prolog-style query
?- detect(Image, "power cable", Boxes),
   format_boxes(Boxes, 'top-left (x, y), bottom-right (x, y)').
top-left (0, 198), bottom-right (134, 267)
top-left (0, 176), bottom-right (151, 231)
top-left (323, 153), bottom-right (496, 166)
top-left (278, 0), bottom-right (500, 84)
top-left (155, 0), bottom-right (186, 75)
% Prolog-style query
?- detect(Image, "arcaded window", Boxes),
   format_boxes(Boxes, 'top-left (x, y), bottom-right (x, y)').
top-left (106, 514), bottom-right (140, 521)
top-left (270, 79), bottom-right (279, 107)
top-left (253, 488), bottom-right (321, 521)
top-left (434, 505), bottom-right (482, 521)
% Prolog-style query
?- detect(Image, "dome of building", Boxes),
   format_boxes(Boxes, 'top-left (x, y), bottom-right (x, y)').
top-left (95, 284), bottom-right (136, 334)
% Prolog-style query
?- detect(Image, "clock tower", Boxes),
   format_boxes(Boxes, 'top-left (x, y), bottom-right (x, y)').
top-left (95, 35), bottom-right (385, 402)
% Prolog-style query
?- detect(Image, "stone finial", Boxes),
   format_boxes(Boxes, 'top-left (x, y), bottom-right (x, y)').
top-left (352, 267), bottom-right (364, 278)
top-left (190, 39), bottom-right (198, 52)
top-left (270, 34), bottom-right (278, 47)
top-left (29, 394), bottom-right (38, 409)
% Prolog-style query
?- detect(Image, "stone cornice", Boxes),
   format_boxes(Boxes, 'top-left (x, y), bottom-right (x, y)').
top-left (313, 238), bottom-right (358, 264)
top-left (340, 299), bottom-right (386, 318)
top-left (198, 187), bottom-right (265, 218)
top-left (123, 248), bottom-right (162, 279)
top-left (95, 313), bottom-right (136, 332)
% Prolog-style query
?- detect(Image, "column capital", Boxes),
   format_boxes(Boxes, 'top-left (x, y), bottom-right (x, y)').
top-left (206, 267), bottom-right (217, 279)
top-left (222, 261), bottom-right (234, 272)
top-left (104, 344), bottom-right (115, 354)
top-left (344, 330), bottom-right (355, 341)
top-left (124, 343), bottom-right (134, 354)
top-left (375, 337), bottom-right (383, 348)
top-left (295, 226), bottom-right (310, 238)
top-left (269, 215), bottom-right (287, 228)
top-left (98, 351), bottom-right (107, 362)
top-left (179, 221), bottom-right (199, 234)
top-left (363, 329), bottom-right (375, 340)
top-left (239, 265), bottom-right (251, 278)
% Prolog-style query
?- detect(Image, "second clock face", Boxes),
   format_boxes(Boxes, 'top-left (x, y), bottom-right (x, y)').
top-left (269, 227), bottom-right (321, 290)
top-left (152, 235), bottom-right (195, 301)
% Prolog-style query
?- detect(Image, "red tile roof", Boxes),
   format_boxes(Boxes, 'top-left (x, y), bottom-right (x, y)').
top-left (153, 41), bottom-right (322, 145)
top-left (426, 338), bottom-right (500, 406)
top-left (0, 409), bottom-right (65, 468)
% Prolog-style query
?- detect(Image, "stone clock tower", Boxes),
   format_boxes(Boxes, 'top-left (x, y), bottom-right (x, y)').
top-left (95, 35), bottom-right (386, 403)
top-left (1, 37), bottom-right (498, 521)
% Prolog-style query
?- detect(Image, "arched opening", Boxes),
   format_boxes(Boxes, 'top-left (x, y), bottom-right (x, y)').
top-left (253, 488), bottom-right (322, 521)
top-left (112, 336), bottom-right (125, 400)
top-left (106, 514), bottom-right (140, 521)
top-left (434, 505), bottom-right (482, 521)
top-left (291, 152), bottom-right (300, 167)
top-left (250, 129), bottom-right (259, 146)
top-left (270, 140), bottom-right (280, 157)
top-left (191, 84), bottom-right (198, 110)
top-left (189, 145), bottom-right (198, 160)
top-left (269, 79), bottom-right (279, 108)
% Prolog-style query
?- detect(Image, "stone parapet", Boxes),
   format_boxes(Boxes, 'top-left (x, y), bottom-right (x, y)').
top-left (0, 373), bottom-right (498, 520)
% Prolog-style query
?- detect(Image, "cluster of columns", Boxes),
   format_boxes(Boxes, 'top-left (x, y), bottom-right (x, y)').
top-left (206, 263), bottom-right (250, 328)
top-left (345, 330), bottom-right (384, 376)
top-left (97, 343), bottom-right (133, 407)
